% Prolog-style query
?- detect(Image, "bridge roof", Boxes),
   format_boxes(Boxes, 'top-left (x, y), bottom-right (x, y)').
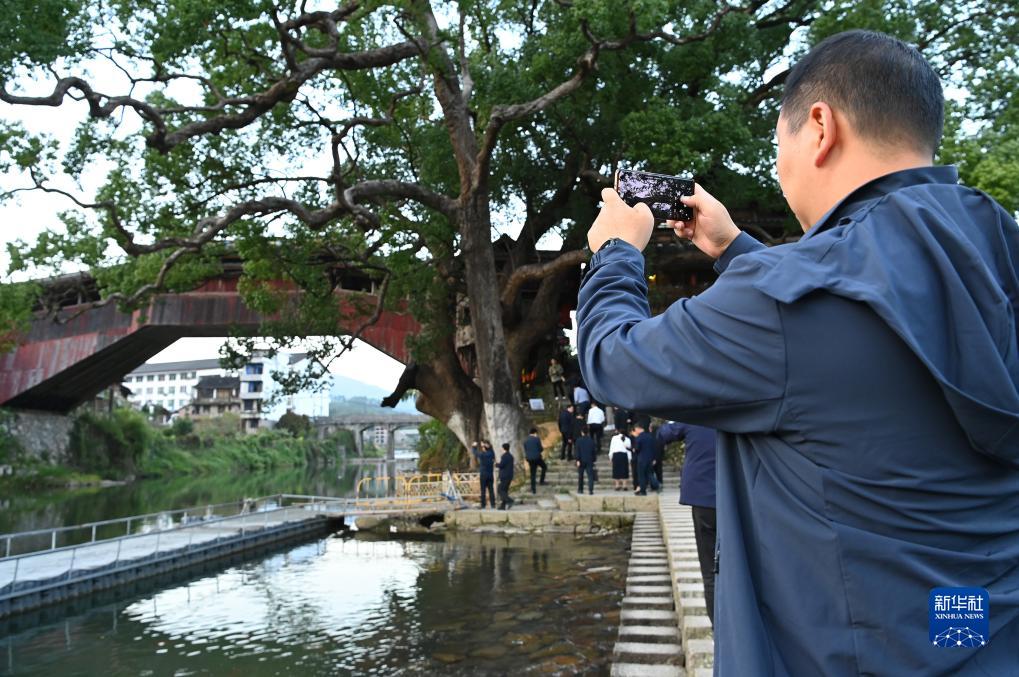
top-left (128, 359), bottom-right (223, 375)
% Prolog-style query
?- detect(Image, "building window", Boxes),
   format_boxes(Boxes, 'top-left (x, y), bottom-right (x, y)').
top-left (157, 374), bottom-right (165, 381)
top-left (147, 375), bottom-right (154, 382)
top-left (168, 386), bottom-right (175, 394)
top-left (248, 419), bottom-right (260, 430)
top-left (146, 387), bottom-right (153, 394)
top-left (169, 374), bottom-right (177, 381)
top-left (189, 372), bottom-right (196, 379)
top-left (245, 364), bottom-right (264, 375)
top-left (247, 382), bottom-right (263, 393)
top-left (243, 399), bottom-right (255, 411)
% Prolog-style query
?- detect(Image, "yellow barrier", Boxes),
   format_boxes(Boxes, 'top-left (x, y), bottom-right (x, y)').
top-left (356, 471), bottom-right (484, 504)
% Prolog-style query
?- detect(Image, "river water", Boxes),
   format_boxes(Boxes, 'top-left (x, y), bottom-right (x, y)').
top-left (0, 459), bottom-right (416, 536)
top-left (1, 531), bottom-right (629, 675)
top-left (1, 463), bottom-right (631, 675)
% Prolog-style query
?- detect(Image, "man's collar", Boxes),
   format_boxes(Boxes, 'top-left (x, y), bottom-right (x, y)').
top-left (803, 165), bottom-right (959, 240)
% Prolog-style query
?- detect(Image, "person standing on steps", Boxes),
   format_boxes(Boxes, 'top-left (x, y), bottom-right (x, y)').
top-left (548, 358), bottom-right (567, 401)
top-left (558, 403), bottom-right (576, 460)
top-left (587, 401), bottom-right (606, 452)
top-left (523, 427), bottom-right (547, 494)
top-left (609, 428), bottom-right (632, 491)
top-left (632, 417), bottom-right (659, 496)
top-left (496, 442), bottom-right (515, 510)
top-left (651, 423), bottom-right (666, 486)
top-left (471, 440), bottom-right (496, 509)
top-left (573, 382), bottom-right (591, 418)
top-left (575, 426), bottom-right (597, 495)
top-left (613, 406), bottom-right (632, 437)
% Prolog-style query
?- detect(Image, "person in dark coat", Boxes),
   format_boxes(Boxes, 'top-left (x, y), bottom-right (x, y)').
top-left (557, 404), bottom-right (575, 460)
top-left (523, 427), bottom-right (547, 493)
top-left (631, 418), bottom-right (659, 495)
top-left (613, 406), bottom-right (632, 433)
top-left (495, 443), bottom-right (515, 510)
top-left (650, 423), bottom-right (666, 485)
top-left (629, 428), bottom-right (640, 490)
top-left (578, 31), bottom-right (1019, 675)
top-left (660, 421), bottom-right (718, 625)
top-left (471, 440), bottom-right (496, 509)
top-left (574, 426), bottom-right (597, 495)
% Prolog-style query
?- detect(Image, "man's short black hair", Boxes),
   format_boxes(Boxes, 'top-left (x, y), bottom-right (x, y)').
top-left (529, 427), bottom-right (538, 434)
top-left (501, 442), bottom-right (510, 451)
top-left (781, 30), bottom-right (943, 155)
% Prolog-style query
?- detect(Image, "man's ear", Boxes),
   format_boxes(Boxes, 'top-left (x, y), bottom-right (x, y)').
top-left (808, 101), bottom-right (837, 167)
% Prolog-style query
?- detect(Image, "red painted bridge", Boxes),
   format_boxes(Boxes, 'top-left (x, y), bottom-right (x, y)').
top-left (0, 275), bottom-right (417, 413)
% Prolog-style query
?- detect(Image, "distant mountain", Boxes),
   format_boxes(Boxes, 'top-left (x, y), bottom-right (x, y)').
top-left (328, 373), bottom-right (418, 414)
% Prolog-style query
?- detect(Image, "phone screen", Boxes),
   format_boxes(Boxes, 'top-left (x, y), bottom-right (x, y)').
top-left (615, 170), bottom-right (694, 222)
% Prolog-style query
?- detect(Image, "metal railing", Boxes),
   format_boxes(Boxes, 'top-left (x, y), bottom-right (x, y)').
top-left (0, 478), bottom-right (475, 597)
top-left (0, 498), bottom-right (310, 597)
top-left (0, 494), bottom-right (291, 560)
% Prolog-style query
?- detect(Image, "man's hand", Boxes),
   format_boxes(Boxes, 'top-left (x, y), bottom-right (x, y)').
top-left (667, 183), bottom-right (740, 259)
top-left (588, 188), bottom-right (654, 253)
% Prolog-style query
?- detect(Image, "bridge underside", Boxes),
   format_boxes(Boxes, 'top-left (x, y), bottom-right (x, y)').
top-left (1, 284), bottom-right (416, 413)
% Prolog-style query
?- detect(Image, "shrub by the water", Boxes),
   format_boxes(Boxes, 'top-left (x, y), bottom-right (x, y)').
top-left (65, 409), bottom-right (354, 480)
top-left (69, 408), bottom-right (152, 478)
top-left (416, 419), bottom-right (469, 472)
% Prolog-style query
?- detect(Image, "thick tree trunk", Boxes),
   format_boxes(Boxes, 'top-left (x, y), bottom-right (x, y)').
top-left (457, 193), bottom-right (530, 460)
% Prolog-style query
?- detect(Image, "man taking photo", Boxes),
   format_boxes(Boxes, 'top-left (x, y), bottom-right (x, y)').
top-left (578, 30), bottom-right (1019, 676)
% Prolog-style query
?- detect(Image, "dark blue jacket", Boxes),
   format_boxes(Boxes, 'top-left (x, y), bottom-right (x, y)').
top-left (577, 166), bottom-right (1019, 676)
top-left (575, 436), bottom-right (597, 465)
top-left (634, 431), bottom-right (656, 464)
top-left (660, 422), bottom-right (716, 509)
top-left (472, 446), bottom-right (495, 478)
top-left (495, 451), bottom-right (514, 481)
top-left (558, 409), bottom-right (574, 435)
top-left (523, 435), bottom-right (543, 461)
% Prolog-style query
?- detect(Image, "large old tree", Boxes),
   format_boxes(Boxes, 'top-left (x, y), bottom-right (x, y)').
top-left (1, 0), bottom-right (1016, 453)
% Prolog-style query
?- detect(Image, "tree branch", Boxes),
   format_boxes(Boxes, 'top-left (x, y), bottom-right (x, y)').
top-left (500, 248), bottom-right (588, 309)
top-left (1, 40), bottom-right (422, 154)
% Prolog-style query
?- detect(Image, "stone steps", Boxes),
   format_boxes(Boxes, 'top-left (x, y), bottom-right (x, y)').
top-left (612, 514), bottom-right (686, 675)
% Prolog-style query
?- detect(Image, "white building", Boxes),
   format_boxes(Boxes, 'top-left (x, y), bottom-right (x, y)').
top-left (123, 359), bottom-right (221, 414)
top-left (124, 352), bottom-right (330, 432)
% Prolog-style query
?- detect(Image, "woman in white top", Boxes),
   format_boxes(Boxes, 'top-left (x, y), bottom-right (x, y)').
top-left (609, 431), bottom-right (632, 491)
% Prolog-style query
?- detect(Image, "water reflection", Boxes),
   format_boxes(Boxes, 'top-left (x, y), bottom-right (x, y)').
top-left (0, 459), bottom-right (417, 536)
top-left (1, 531), bottom-right (628, 676)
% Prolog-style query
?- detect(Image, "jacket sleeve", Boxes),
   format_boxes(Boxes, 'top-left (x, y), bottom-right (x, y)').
top-left (577, 238), bottom-right (785, 433)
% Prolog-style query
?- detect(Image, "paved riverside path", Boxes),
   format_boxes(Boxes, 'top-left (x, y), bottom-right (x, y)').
top-left (659, 489), bottom-right (714, 675)
top-left (611, 511), bottom-right (685, 676)
top-left (0, 507), bottom-right (322, 591)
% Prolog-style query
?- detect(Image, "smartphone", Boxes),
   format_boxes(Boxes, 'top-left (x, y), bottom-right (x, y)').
top-left (614, 169), bottom-right (694, 222)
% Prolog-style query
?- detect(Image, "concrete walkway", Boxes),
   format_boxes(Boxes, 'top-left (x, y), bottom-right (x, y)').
top-left (659, 489), bottom-right (714, 675)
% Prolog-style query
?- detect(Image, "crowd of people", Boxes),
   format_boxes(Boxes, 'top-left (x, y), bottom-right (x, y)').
top-left (473, 379), bottom-right (682, 507)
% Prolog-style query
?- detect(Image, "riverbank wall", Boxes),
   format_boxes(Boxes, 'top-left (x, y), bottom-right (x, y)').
top-left (0, 410), bottom-right (73, 465)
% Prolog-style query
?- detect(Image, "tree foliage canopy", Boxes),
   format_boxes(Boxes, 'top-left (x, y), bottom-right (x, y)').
top-left (1, 0), bottom-right (1016, 436)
